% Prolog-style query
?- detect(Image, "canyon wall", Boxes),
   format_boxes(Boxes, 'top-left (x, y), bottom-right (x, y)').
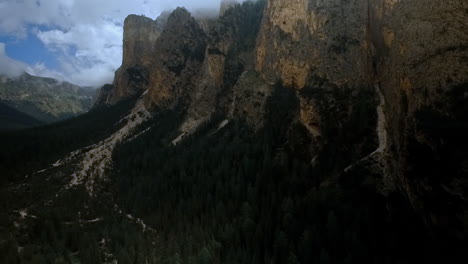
top-left (99, 0), bottom-right (468, 240)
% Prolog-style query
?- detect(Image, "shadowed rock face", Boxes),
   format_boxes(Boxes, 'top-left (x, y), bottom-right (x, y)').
top-left (93, 84), bottom-right (113, 107)
top-left (144, 7), bottom-right (208, 108)
top-left (144, 3), bottom-right (267, 131)
top-left (220, 0), bottom-right (238, 16)
top-left (256, 0), bottom-right (468, 240)
top-left (99, 2), bottom-right (267, 128)
top-left (369, 0), bottom-right (468, 239)
top-left (255, 0), bottom-right (376, 170)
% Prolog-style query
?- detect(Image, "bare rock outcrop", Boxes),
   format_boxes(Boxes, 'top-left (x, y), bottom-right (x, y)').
top-left (256, 0), bottom-right (372, 90)
top-left (104, 15), bottom-right (162, 104)
top-left (144, 8), bottom-right (207, 108)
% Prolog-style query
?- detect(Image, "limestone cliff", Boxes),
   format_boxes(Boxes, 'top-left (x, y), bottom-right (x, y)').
top-left (145, 2), bottom-right (266, 135)
top-left (255, 0), bottom-right (468, 241)
top-left (256, 0), bottom-right (372, 90)
top-left (369, 0), bottom-right (468, 239)
top-left (99, 0), bottom-right (468, 245)
top-left (255, 0), bottom-right (374, 160)
top-left (98, 2), bottom-right (266, 133)
top-left (144, 7), bottom-right (207, 108)
top-left (103, 15), bottom-right (162, 104)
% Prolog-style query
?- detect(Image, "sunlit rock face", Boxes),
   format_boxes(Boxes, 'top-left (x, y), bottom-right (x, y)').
top-left (256, 0), bottom-right (372, 90)
top-left (122, 15), bottom-right (161, 67)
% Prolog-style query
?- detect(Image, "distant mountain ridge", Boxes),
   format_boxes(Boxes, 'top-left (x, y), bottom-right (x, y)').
top-left (0, 73), bottom-right (95, 124)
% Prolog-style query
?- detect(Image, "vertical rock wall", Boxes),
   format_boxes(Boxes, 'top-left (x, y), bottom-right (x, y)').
top-left (256, 0), bottom-right (468, 239)
top-left (105, 15), bottom-right (162, 104)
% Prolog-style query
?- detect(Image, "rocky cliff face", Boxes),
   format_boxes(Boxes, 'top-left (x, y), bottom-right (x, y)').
top-left (255, 0), bottom-right (376, 163)
top-left (102, 15), bottom-right (163, 104)
top-left (4, 1), bottom-right (467, 263)
top-left (369, 0), bottom-right (468, 239)
top-left (149, 2), bottom-right (266, 136)
top-left (121, 15), bottom-right (162, 68)
top-left (99, 2), bottom-right (266, 135)
top-left (144, 8), bottom-right (207, 109)
top-left (99, 0), bottom-right (468, 244)
top-left (256, 0), bottom-right (371, 90)
top-left (255, 0), bottom-right (468, 241)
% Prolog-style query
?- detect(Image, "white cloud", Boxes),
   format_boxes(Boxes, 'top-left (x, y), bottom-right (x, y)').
top-left (26, 62), bottom-right (67, 82)
top-left (36, 20), bottom-right (123, 87)
top-left (0, 42), bottom-right (69, 80)
top-left (0, 42), bottom-right (28, 77)
top-left (0, 0), bottom-right (241, 87)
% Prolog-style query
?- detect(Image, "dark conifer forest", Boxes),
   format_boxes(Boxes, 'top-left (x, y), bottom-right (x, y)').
top-left (1, 83), bottom-right (464, 263)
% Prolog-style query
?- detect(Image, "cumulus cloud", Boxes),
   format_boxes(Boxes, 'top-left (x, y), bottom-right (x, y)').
top-left (0, 0), bottom-right (238, 87)
top-left (0, 42), bottom-right (69, 80)
top-left (36, 19), bottom-right (123, 87)
top-left (0, 42), bottom-right (28, 77)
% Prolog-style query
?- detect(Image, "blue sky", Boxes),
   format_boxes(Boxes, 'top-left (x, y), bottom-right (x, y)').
top-left (0, 0), bottom-right (232, 87)
top-left (0, 28), bottom-right (59, 70)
